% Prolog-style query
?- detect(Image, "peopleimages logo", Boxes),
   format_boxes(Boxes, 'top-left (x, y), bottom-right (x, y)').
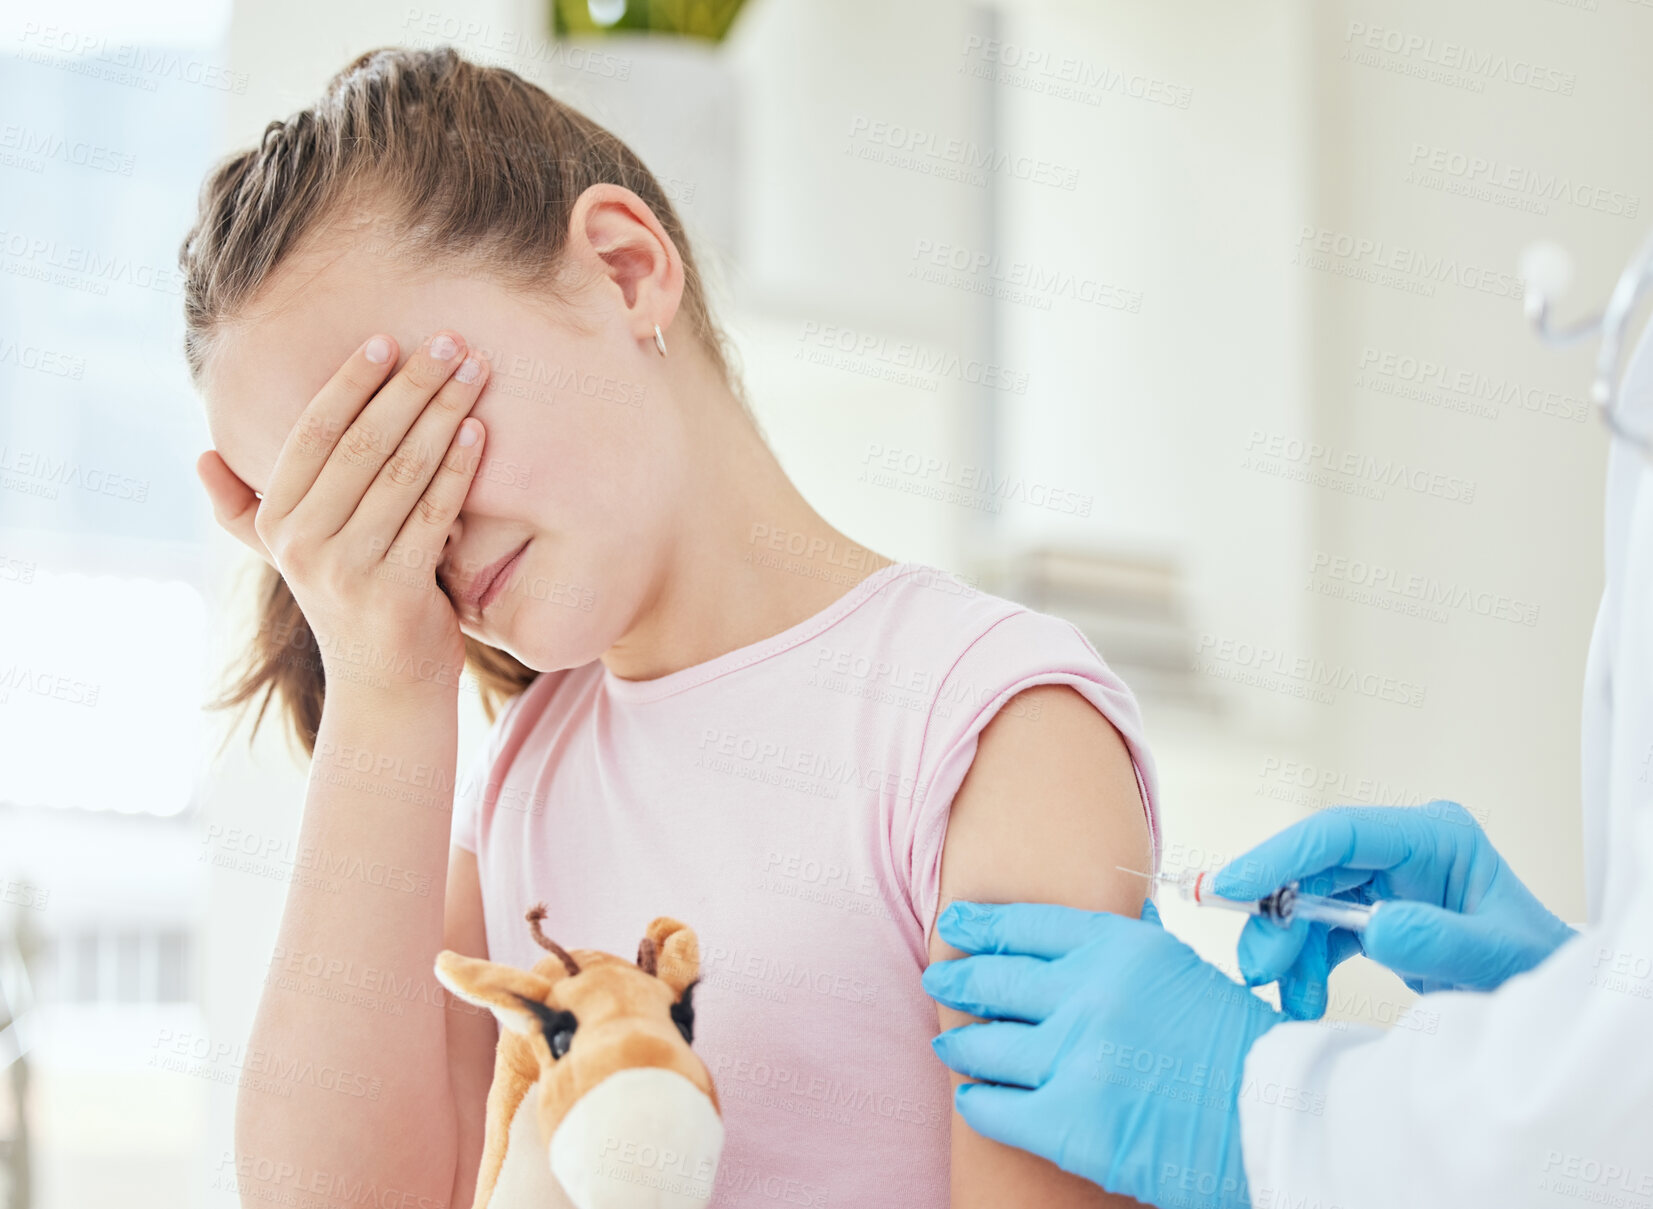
top-left (17, 22), bottom-right (250, 92)
top-left (1293, 225), bottom-right (1524, 301)
top-left (1309, 551), bottom-right (1541, 627)
top-left (0, 226), bottom-right (186, 298)
top-left (1406, 144), bottom-right (1639, 219)
top-left (1242, 430), bottom-right (1477, 505)
top-left (858, 442), bottom-right (1093, 516)
top-left (845, 114), bottom-right (1080, 192)
top-left (1194, 634), bottom-right (1427, 709)
top-left (1342, 22), bottom-right (1577, 95)
top-left (959, 34), bottom-right (1194, 110)
top-left (1356, 346), bottom-right (1588, 425)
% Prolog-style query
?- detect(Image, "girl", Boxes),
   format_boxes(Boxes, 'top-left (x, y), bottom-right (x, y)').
top-left (185, 46), bottom-right (1158, 1209)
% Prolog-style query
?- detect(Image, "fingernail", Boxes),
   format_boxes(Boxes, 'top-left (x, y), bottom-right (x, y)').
top-left (364, 336), bottom-right (391, 364)
top-left (456, 357), bottom-right (483, 384)
top-left (429, 334), bottom-right (459, 361)
top-left (457, 419), bottom-right (479, 447)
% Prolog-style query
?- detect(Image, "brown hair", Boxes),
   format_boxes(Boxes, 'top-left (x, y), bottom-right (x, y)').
top-left (180, 45), bottom-right (741, 756)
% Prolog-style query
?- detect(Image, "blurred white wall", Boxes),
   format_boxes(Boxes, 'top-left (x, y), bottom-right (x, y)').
top-left (1300, 0), bottom-right (1646, 925)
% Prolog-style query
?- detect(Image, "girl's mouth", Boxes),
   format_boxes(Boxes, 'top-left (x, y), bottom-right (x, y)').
top-left (474, 539), bottom-right (531, 615)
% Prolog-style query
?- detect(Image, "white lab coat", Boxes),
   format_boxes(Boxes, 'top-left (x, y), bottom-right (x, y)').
top-left (1236, 321), bottom-right (1653, 1205)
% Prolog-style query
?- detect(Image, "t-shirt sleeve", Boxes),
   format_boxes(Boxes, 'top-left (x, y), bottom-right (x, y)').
top-left (903, 607), bottom-right (1162, 947)
top-left (450, 683), bottom-right (535, 854)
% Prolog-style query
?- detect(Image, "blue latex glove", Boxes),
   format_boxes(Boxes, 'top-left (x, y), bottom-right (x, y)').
top-left (923, 898), bottom-right (1282, 1209)
top-left (1210, 800), bottom-right (1578, 1017)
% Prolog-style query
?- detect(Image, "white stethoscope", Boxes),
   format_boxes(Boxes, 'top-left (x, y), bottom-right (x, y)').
top-left (1523, 231), bottom-right (1653, 460)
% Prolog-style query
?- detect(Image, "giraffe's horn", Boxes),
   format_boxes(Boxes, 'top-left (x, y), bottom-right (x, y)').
top-left (525, 903), bottom-right (581, 978)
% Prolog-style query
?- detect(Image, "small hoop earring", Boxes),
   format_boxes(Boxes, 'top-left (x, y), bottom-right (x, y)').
top-left (653, 324), bottom-right (668, 357)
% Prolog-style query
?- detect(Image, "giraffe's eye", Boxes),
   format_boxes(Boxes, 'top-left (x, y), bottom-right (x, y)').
top-left (670, 980), bottom-right (698, 1045)
top-left (547, 1011), bottom-right (578, 1060)
top-left (515, 995), bottom-right (579, 1060)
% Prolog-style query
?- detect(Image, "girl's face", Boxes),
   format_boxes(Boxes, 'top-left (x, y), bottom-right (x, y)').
top-left (199, 230), bottom-right (688, 674)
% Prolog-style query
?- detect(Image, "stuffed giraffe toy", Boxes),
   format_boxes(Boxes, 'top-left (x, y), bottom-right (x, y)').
top-left (434, 906), bottom-right (724, 1209)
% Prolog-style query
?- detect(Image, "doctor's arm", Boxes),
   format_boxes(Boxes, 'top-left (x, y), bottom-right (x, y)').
top-left (1227, 826), bottom-right (1653, 1207)
top-left (929, 683), bottom-right (1153, 1209)
top-left (925, 793), bottom-right (1652, 1208)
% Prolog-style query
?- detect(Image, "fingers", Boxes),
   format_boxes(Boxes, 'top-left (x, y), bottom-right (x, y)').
top-left (1360, 900), bottom-right (1454, 982)
top-left (1238, 914), bottom-right (1368, 1019)
top-left (386, 418), bottom-right (486, 578)
top-left (922, 954), bottom-right (1063, 1023)
top-left (1235, 915), bottom-right (1312, 988)
top-left (1276, 935), bottom-right (1333, 1020)
top-left (343, 348), bottom-right (490, 559)
top-left (196, 450), bottom-right (276, 568)
top-left (935, 900), bottom-right (1117, 959)
top-left (1328, 925), bottom-right (1365, 967)
top-left (1210, 806), bottom-right (1425, 900)
top-left (952, 1083), bottom-right (1048, 1161)
top-left (299, 331), bottom-right (477, 538)
top-left (931, 1020), bottom-right (1053, 1088)
top-left (1314, 866), bottom-right (1381, 899)
top-left (259, 333), bottom-right (402, 523)
top-left (1360, 899), bottom-right (1529, 991)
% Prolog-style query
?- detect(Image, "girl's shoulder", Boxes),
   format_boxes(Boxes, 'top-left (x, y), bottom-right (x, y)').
top-left (850, 562), bottom-right (1105, 677)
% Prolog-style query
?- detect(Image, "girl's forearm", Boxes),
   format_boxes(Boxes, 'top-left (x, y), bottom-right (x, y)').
top-left (234, 681), bottom-right (464, 1207)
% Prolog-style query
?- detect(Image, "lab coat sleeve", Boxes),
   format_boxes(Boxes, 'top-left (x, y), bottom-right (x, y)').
top-left (1236, 829), bottom-right (1653, 1208)
top-left (1238, 369), bottom-right (1653, 1203)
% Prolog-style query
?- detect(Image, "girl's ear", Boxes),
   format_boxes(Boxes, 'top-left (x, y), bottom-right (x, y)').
top-left (643, 917), bottom-right (700, 995)
top-left (434, 950), bottom-right (557, 1033)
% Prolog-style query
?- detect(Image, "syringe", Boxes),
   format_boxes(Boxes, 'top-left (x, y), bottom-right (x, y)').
top-left (1118, 867), bottom-right (1377, 932)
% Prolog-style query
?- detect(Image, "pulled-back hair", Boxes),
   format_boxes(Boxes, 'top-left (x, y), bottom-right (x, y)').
top-left (181, 45), bottom-right (739, 756)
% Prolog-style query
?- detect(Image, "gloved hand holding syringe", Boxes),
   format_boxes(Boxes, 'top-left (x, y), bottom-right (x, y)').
top-left (1117, 866), bottom-right (1378, 932)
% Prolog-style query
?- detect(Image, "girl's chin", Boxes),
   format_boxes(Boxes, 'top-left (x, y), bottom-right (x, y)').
top-left (459, 620), bottom-right (512, 655)
top-left (506, 627), bottom-right (620, 677)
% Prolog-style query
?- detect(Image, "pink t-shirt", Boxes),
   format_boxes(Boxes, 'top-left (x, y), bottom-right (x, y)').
top-left (451, 562), bottom-right (1160, 1208)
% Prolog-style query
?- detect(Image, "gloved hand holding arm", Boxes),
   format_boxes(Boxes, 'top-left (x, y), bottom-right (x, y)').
top-left (924, 898), bottom-right (1282, 1209)
top-left (926, 800), bottom-right (1645, 1209)
top-left (1209, 801), bottom-right (1577, 1018)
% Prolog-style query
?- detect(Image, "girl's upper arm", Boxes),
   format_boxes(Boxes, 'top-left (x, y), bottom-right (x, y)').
top-left (444, 844), bottom-right (497, 1209)
top-left (929, 683), bottom-right (1153, 1209)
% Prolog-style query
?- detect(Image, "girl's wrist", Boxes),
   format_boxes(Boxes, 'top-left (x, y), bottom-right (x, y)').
top-left (315, 634), bottom-right (467, 699)
top-left (322, 665), bottom-right (465, 712)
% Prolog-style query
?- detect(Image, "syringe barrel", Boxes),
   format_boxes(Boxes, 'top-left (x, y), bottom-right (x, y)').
top-left (1187, 871), bottom-right (1263, 916)
top-left (1289, 896), bottom-right (1375, 932)
top-left (1167, 870), bottom-right (1372, 931)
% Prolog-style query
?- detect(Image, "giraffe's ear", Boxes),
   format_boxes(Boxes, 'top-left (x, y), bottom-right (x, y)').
top-left (636, 935), bottom-right (659, 977)
top-left (434, 951), bottom-right (556, 1034)
top-left (643, 918), bottom-right (700, 995)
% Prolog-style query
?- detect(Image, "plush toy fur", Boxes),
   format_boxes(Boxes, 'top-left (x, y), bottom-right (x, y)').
top-left (435, 907), bottom-right (723, 1209)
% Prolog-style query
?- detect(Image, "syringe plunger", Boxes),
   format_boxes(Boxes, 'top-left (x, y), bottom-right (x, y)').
top-left (1120, 868), bottom-right (1375, 933)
